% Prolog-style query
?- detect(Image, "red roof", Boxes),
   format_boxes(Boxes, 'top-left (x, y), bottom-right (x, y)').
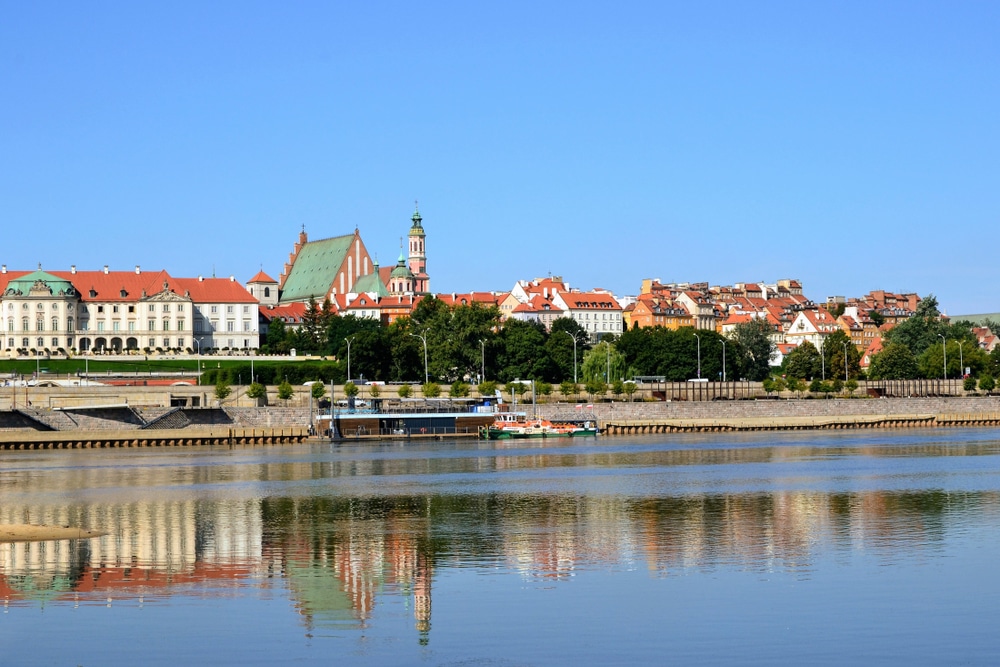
top-left (247, 270), bottom-right (277, 284)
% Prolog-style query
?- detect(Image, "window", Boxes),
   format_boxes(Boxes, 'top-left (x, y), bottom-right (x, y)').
top-left (36, 337), bottom-right (43, 347)
top-left (51, 317), bottom-right (58, 331)
top-left (113, 321), bottom-right (120, 332)
top-left (7, 319), bottom-right (12, 332)
top-left (211, 306), bottom-right (218, 313)
top-left (67, 317), bottom-right (73, 331)
top-left (263, 287), bottom-right (270, 298)
top-left (243, 320), bottom-right (251, 332)
top-left (243, 305), bottom-right (249, 313)
top-left (227, 321), bottom-right (235, 332)
top-left (177, 338), bottom-right (185, 348)
top-left (36, 319), bottom-right (44, 332)
top-left (128, 305), bottom-right (135, 313)
top-left (7, 338), bottom-right (12, 348)
top-left (227, 305), bottom-right (234, 314)
top-left (149, 304), bottom-right (156, 312)
top-left (21, 317), bottom-right (28, 332)
top-left (163, 338), bottom-right (170, 347)
top-left (21, 304), bottom-right (28, 310)
top-left (163, 304), bottom-right (170, 313)
top-left (97, 322), bottom-right (105, 332)
top-left (210, 320), bottom-right (219, 331)
top-left (51, 337), bottom-right (58, 347)
top-left (113, 305), bottom-right (119, 313)
top-left (148, 319), bottom-right (155, 331)
top-left (37, 303), bottom-right (43, 311)
top-left (162, 319), bottom-right (170, 332)
top-left (128, 321), bottom-right (135, 332)
top-left (97, 305), bottom-right (104, 313)
top-left (178, 319), bottom-right (185, 331)
top-left (21, 338), bottom-right (28, 347)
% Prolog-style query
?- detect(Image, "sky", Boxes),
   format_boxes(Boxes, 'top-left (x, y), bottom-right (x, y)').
top-left (3, 1), bottom-right (999, 315)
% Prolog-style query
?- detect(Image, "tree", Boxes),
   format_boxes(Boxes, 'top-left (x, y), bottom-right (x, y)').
top-left (868, 342), bottom-right (919, 380)
top-left (478, 380), bottom-right (498, 399)
top-left (979, 374), bottom-right (995, 393)
top-left (728, 317), bottom-right (776, 381)
top-left (585, 378), bottom-right (607, 400)
top-left (846, 379), bottom-right (858, 396)
top-left (963, 376), bottom-right (977, 391)
top-left (265, 317), bottom-right (290, 354)
top-left (581, 340), bottom-right (626, 384)
top-left (623, 380), bottom-right (638, 401)
top-left (422, 382), bottom-right (441, 398)
top-left (611, 379), bottom-right (625, 398)
top-left (496, 319), bottom-right (551, 383)
top-left (246, 382), bottom-right (266, 400)
top-left (505, 380), bottom-right (528, 402)
top-left (214, 378), bottom-right (232, 402)
top-left (560, 381), bottom-right (578, 401)
top-left (784, 341), bottom-right (821, 380)
top-left (883, 295), bottom-right (947, 357)
top-left (449, 381), bottom-right (470, 398)
top-left (311, 382), bottom-right (327, 401)
top-left (368, 383), bottom-right (381, 398)
top-left (343, 381), bottom-right (359, 398)
top-left (397, 384), bottom-right (413, 398)
top-left (786, 377), bottom-right (806, 397)
top-left (277, 379), bottom-right (294, 403)
top-left (821, 330), bottom-right (862, 381)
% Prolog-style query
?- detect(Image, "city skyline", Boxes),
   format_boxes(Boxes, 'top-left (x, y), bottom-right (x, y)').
top-left (3, 2), bottom-right (998, 314)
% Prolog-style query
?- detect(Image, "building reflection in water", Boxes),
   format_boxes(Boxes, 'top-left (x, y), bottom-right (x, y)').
top-left (2, 447), bottom-right (998, 643)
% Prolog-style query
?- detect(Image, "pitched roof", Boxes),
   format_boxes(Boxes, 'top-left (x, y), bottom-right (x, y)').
top-left (279, 233), bottom-right (355, 303)
top-left (247, 270), bottom-right (277, 284)
top-left (260, 302), bottom-right (307, 324)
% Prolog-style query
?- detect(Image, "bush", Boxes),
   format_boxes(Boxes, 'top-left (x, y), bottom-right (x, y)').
top-left (277, 379), bottom-right (294, 402)
top-left (398, 384), bottom-right (413, 398)
top-left (979, 375), bottom-right (995, 393)
top-left (964, 376), bottom-right (977, 392)
top-left (311, 382), bottom-right (327, 400)
top-left (479, 380), bottom-right (497, 398)
top-left (536, 381), bottom-right (552, 397)
top-left (368, 383), bottom-right (381, 398)
top-left (246, 382), bottom-right (266, 400)
top-left (449, 381), bottom-right (470, 398)
top-left (343, 381), bottom-right (359, 397)
top-left (422, 382), bottom-right (441, 398)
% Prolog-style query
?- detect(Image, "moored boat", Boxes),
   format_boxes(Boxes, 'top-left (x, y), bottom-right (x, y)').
top-left (482, 412), bottom-right (598, 439)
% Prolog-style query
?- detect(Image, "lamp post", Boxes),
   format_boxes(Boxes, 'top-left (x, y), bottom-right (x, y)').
top-left (820, 337), bottom-right (826, 381)
top-left (345, 335), bottom-right (355, 383)
top-left (194, 338), bottom-right (201, 386)
top-left (479, 339), bottom-right (486, 383)
top-left (721, 339), bottom-right (726, 383)
top-left (938, 334), bottom-right (947, 380)
top-left (562, 331), bottom-right (579, 384)
top-left (693, 333), bottom-right (701, 379)
top-left (410, 332), bottom-right (428, 384)
top-left (958, 340), bottom-right (964, 379)
top-left (843, 342), bottom-right (849, 381)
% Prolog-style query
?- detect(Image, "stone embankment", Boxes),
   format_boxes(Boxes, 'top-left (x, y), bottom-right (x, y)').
top-left (535, 396), bottom-right (1000, 434)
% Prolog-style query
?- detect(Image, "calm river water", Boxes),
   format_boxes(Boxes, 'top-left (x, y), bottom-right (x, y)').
top-left (2, 429), bottom-right (1000, 665)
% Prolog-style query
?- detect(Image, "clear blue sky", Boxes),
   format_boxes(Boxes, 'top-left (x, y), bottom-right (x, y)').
top-left (3, 2), bottom-right (998, 314)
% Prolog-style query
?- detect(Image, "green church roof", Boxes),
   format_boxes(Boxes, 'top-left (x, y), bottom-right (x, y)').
top-left (279, 234), bottom-right (356, 303)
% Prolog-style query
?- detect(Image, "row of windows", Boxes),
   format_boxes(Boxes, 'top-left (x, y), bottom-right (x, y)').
top-left (3, 336), bottom-right (258, 350)
top-left (6, 318), bottom-right (258, 333)
top-left (5, 301), bottom-right (255, 315)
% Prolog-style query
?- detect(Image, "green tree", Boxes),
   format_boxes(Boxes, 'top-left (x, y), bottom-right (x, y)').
top-left (536, 381), bottom-right (552, 398)
top-left (846, 379), bottom-right (859, 396)
top-left (214, 378), bottom-right (232, 402)
top-left (449, 381), bottom-right (470, 398)
top-left (546, 318), bottom-right (589, 382)
top-left (246, 382), bottom-right (267, 400)
top-left (979, 374), bottom-right (995, 393)
top-left (343, 381), bottom-right (359, 398)
top-left (478, 380), bottom-right (498, 399)
top-left (581, 340), bottom-right (626, 383)
top-left (963, 376), bottom-right (977, 392)
top-left (868, 342), bottom-right (919, 380)
top-left (786, 377), bottom-right (806, 397)
top-left (422, 382), bottom-right (441, 398)
top-left (883, 295), bottom-right (947, 357)
top-left (277, 379), bottom-right (294, 403)
top-left (784, 341), bottom-right (821, 380)
top-left (397, 384), bottom-right (413, 398)
top-left (729, 317), bottom-right (776, 381)
top-left (560, 381), bottom-right (578, 401)
top-left (623, 380), bottom-right (638, 401)
top-left (368, 383), bottom-right (381, 399)
top-left (496, 319), bottom-right (551, 383)
top-left (611, 379), bottom-right (625, 398)
top-left (822, 330), bottom-right (862, 381)
top-left (584, 378), bottom-right (607, 400)
top-left (505, 380), bottom-right (528, 402)
top-left (311, 381), bottom-right (327, 401)
top-left (265, 317), bottom-right (290, 355)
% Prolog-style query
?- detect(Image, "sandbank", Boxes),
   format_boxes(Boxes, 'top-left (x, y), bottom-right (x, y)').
top-left (0, 524), bottom-right (107, 543)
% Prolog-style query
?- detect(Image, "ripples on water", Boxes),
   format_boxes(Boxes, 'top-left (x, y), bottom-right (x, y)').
top-left (2, 429), bottom-right (1000, 665)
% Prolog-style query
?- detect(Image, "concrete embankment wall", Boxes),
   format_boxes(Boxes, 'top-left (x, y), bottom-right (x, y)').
top-left (535, 397), bottom-right (1000, 434)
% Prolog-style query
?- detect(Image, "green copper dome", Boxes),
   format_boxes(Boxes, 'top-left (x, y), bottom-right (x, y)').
top-left (3, 270), bottom-right (76, 297)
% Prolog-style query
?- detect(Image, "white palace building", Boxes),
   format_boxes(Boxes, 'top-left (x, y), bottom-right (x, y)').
top-left (0, 265), bottom-right (259, 356)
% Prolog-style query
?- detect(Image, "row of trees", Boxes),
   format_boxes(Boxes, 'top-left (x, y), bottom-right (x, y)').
top-left (256, 296), bottom-right (781, 385)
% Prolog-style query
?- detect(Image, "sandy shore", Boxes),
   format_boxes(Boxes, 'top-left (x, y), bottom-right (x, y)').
top-left (0, 524), bottom-right (107, 543)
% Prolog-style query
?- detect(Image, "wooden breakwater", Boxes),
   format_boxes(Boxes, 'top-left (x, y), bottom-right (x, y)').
top-left (0, 426), bottom-right (309, 450)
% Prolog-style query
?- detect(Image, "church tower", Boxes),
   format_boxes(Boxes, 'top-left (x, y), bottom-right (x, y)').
top-left (407, 204), bottom-right (429, 293)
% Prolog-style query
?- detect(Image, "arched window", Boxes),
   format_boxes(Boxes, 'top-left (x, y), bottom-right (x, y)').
top-left (264, 287), bottom-right (270, 298)
top-left (36, 318), bottom-right (44, 332)
top-left (68, 317), bottom-right (74, 331)
top-left (21, 317), bottom-right (29, 331)
top-left (52, 317), bottom-right (59, 332)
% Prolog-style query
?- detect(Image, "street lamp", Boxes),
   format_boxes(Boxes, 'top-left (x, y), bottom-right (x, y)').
top-left (410, 332), bottom-right (428, 384)
top-left (938, 334), bottom-right (947, 380)
top-left (479, 339), bottom-right (486, 383)
top-left (721, 339), bottom-right (726, 383)
top-left (693, 332), bottom-right (701, 379)
top-left (562, 331), bottom-right (579, 384)
top-left (194, 338), bottom-right (201, 386)
top-left (842, 342), bottom-right (849, 381)
top-left (345, 335), bottom-right (355, 382)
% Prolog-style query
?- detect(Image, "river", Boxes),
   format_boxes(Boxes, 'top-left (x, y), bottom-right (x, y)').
top-left (2, 428), bottom-right (1000, 665)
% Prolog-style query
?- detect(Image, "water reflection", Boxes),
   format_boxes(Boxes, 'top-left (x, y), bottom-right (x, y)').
top-left (2, 431), bottom-right (1000, 645)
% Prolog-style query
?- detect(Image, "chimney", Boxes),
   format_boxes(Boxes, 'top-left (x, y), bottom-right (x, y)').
top-left (70, 265), bottom-right (76, 274)
top-left (135, 265), bottom-right (141, 274)
top-left (103, 265), bottom-right (109, 274)
top-left (1, 265), bottom-right (5, 274)
top-left (229, 275), bottom-right (235, 282)
top-left (198, 275), bottom-right (204, 282)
